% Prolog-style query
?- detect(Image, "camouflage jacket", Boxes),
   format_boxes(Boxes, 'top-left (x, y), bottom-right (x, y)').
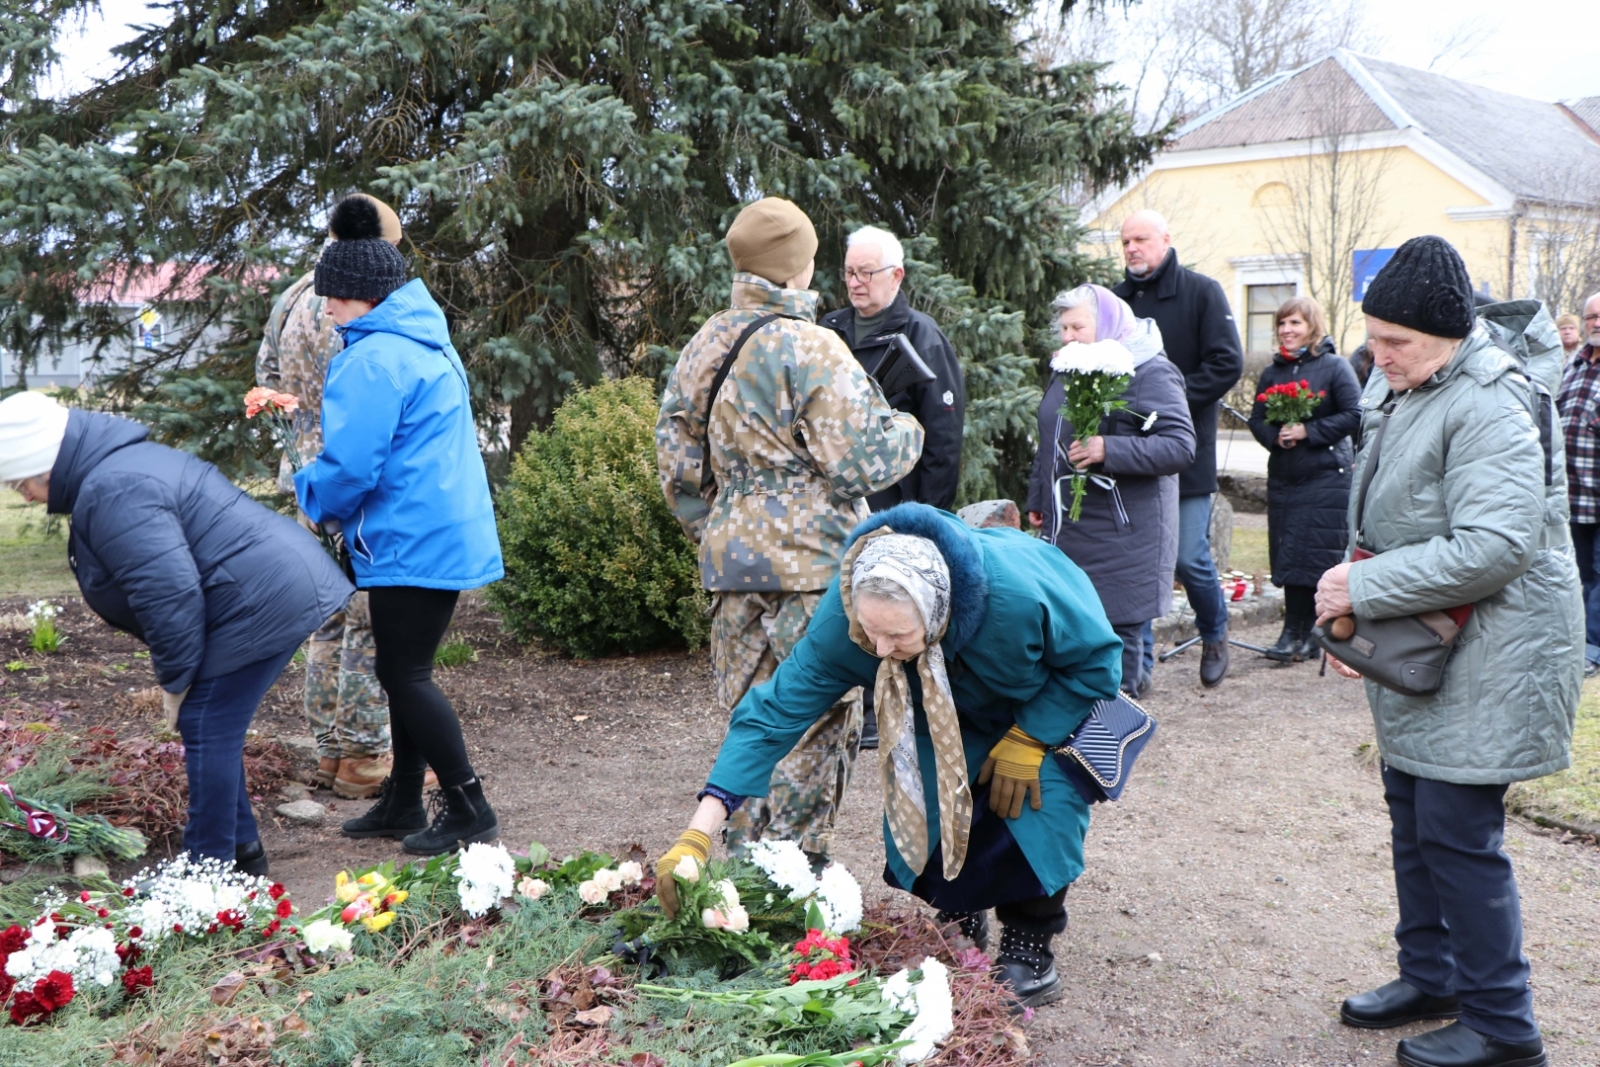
top-left (255, 271), bottom-right (337, 492)
top-left (657, 273), bottom-right (924, 591)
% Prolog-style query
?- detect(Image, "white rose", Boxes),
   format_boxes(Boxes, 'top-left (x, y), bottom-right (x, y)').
top-left (303, 919), bottom-right (354, 955)
top-left (723, 904), bottom-right (750, 933)
top-left (616, 861), bottom-right (644, 886)
top-left (673, 855), bottom-right (701, 882)
top-left (714, 879), bottom-right (740, 911)
top-left (516, 877), bottom-right (550, 902)
top-left (577, 880), bottom-right (608, 906)
top-left (593, 868), bottom-right (624, 894)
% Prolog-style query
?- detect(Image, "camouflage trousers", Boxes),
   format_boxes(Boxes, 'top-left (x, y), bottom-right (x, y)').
top-left (304, 591), bottom-right (391, 760)
top-left (712, 590), bottom-right (862, 859)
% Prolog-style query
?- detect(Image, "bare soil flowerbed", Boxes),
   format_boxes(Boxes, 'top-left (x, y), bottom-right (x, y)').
top-left (3, 596), bottom-right (1599, 1065)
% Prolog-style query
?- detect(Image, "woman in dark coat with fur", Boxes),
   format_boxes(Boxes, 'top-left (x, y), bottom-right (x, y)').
top-left (1027, 285), bottom-right (1195, 695)
top-left (1247, 296), bottom-right (1361, 661)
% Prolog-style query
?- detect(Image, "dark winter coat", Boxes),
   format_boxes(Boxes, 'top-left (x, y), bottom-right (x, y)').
top-left (1113, 250), bottom-right (1244, 498)
top-left (1025, 355), bottom-right (1195, 625)
top-left (47, 410), bottom-right (352, 695)
top-left (1247, 338), bottom-right (1361, 588)
top-left (820, 291), bottom-right (965, 510)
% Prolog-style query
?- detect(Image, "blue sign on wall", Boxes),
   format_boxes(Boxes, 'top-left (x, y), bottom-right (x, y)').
top-left (1353, 248), bottom-right (1397, 301)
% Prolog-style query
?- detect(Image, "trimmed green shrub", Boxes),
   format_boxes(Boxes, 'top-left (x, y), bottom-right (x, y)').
top-left (491, 378), bottom-right (708, 657)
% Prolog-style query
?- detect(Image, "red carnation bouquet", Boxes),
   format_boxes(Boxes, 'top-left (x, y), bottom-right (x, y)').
top-left (1257, 379), bottom-right (1325, 426)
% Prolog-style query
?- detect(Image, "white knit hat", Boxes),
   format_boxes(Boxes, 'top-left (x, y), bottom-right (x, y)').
top-left (0, 391), bottom-right (71, 482)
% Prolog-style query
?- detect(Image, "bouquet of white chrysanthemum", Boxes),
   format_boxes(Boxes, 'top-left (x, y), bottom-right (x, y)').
top-left (1049, 339), bottom-right (1135, 522)
top-left (454, 842), bottom-right (517, 918)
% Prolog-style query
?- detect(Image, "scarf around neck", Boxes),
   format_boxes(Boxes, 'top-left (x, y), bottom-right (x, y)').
top-left (841, 529), bottom-right (972, 880)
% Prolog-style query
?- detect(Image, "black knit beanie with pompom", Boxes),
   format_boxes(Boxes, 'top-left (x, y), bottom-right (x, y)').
top-left (1360, 235), bottom-right (1474, 339)
top-left (314, 196), bottom-right (409, 302)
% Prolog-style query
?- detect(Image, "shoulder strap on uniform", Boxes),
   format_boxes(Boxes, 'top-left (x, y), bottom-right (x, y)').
top-left (709, 313), bottom-right (782, 409)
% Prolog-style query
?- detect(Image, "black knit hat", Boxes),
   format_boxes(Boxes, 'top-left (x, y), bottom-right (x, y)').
top-left (1360, 235), bottom-right (1474, 339)
top-left (313, 196), bottom-right (408, 302)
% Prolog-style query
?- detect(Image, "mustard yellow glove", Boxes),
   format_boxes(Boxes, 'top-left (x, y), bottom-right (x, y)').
top-left (977, 725), bottom-right (1047, 819)
top-left (654, 829), bottom-right (711, 919)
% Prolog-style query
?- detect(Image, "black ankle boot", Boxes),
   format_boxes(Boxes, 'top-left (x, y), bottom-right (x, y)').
top-left (1293, 627), bottom-right (1323, 663)
top-left (993, 924), bottom-right (1063, 1010)
top-left (341, 775), bottom-right (428, 840)
top-left (935, 909), bottom-right (991, 954)
top-left (401, 777), bottom-right (499, 856)
top-left (1264, 623), bottom-right (1300, 662)
top-left (234, 840), bottom-right (269, 877)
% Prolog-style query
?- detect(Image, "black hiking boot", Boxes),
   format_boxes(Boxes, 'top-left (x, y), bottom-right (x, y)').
top-left (935, 909), bottom-right (991, 954)
top-left (1200, 638), bottom-right (1230, 687)
top-left (993, 924), bottom-right (1062, 1011)
top-left (341, 774), bottom-right (428, 840)
top-left (402, 778), bottom-right (499, 856)
top-left (234, 839), bottom-right (269, 877)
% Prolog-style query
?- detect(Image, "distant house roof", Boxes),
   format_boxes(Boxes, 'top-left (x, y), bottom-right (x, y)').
top-left (77, 261), bottom-right (280, 305)
top-left (1169, 51), bottom-right (1600, 208)
top-left (1568, 96), bottom-right (1600, 139)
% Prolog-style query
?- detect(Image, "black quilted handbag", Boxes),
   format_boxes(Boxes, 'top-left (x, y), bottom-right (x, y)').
top-left (1050, 693), bottom-right (1157, 804)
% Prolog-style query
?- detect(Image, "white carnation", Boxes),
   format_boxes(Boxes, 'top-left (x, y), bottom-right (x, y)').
top-left (746, 839), bottom-right (817, 899)
top-left (1050, 339), bottom-right (1135, 377)
top-left (302, 918), bottom-right (354, 955)
top-left (816, 863), bottom-right (863, 933)
top-left (891, 957), bottom-right (955, 1063)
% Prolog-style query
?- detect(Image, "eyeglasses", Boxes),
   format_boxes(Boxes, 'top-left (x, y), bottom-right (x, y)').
top-left (840, 266), bottom-right (897, 284)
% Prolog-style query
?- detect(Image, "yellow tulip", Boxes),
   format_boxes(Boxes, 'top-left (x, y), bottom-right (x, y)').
top-left (362, 911), bottom-right (397, 933)
top-left (334, 871), bottom-right (361, 904)
top-left (383, 889), bottom-right (409, 909)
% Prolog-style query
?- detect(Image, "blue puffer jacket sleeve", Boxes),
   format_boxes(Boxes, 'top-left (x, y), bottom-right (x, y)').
top-left (77, 474), bottom-right (208, 693)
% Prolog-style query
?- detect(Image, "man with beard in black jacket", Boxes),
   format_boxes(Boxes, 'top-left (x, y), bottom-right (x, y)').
top-left (1113, 210), bottom-right (1243, 688)
top-left (821, 224), bottom-right (966, 748)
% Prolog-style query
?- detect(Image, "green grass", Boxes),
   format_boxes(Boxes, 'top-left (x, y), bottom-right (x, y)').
top-left (0, 490), bottom-right (77, 599)
top-left (1229, 522), bottom-right (1271, 580)
top-left (434, 639), bottom-right (477, 668)
top-left (1508, 679), bottom-right (1600, 832)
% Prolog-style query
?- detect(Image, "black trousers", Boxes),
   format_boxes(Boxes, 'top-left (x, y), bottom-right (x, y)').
top-left (368, 586), bottom-right (475, 789)
top-left (1283, 584), bottom-right (1317, 628)
top-left (1382, 763), bottom-right (1538, 1043)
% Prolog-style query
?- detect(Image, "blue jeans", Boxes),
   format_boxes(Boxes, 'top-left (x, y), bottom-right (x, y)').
top-left (1176, 494), bottom-right (1228, 642)
top-left (1383, 764), bottom-right (1539, 1043)
top-left (1568, 522), bottom-right (1600, 664)
top-left (176, 645), bottom-right (299, 862)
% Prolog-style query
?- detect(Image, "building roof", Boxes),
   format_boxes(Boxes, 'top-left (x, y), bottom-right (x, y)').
top-left (1568, 96), bottom-right (1600, 139)
top-left (1170, 51), bottom-right (1600, 208)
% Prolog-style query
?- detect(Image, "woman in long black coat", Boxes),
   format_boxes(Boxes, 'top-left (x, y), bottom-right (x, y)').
top-left (1027, 284), bottom-right (1195, 695)
top-left (1247, 296), bottom-right (1362, 661)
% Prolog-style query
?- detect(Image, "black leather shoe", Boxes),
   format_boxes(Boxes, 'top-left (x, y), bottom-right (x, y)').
top-left (342, 774), bottom-right (428, 840)
top-left (1263, 624), bottom-right (1299, 662)
top-left (935, 909), bottom-right (991, 954)
top-left (859, 708), bottom-right (879, 751)
top-left (1341, 978), bottom-right (1461, 1029)
top-left (234, 840), bottom-right (269, 877)
top-left (993, 925), bottom-right (1062, 1011)
top-left (1200, 639), bottom-right (1230, 687)
top-left (1397, 1022), bottom-right (1546, 1067)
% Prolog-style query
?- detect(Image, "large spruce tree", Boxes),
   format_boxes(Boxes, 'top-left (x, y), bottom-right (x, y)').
top-left (0, 0), bottom-right (1157, 501)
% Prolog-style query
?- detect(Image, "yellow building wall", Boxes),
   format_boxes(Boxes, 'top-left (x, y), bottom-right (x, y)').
top-left (1085, 145), bottom-right (1511, 354)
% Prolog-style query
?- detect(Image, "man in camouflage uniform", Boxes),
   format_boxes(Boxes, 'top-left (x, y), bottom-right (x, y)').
top-left (656, 197), bottom-right (924, 865)
top-left (255, 194), bottom-right (402, 800)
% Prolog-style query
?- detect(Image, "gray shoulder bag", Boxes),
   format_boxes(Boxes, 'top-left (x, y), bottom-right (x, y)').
top-left (1313, 394), bottom-right (1467, 696)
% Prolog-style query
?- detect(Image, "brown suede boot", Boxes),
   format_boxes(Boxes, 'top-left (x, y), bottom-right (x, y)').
top-left (334, 755), bottom-right (393, 799)
top-left (314, 757), bottom-right (340, 790)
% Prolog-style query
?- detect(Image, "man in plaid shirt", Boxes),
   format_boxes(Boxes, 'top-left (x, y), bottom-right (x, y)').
top-left (1557, 291), bottom-right (1600, 674)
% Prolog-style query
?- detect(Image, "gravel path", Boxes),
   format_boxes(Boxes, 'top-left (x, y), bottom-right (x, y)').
top-left (251, 611), bottom-right (1600, 1066)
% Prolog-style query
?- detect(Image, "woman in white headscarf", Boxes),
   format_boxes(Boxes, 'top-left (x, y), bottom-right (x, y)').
top-left (654, 502), bottom-right (1123, 1010)
top-left (1026, 283), bottom-right (1195, 696)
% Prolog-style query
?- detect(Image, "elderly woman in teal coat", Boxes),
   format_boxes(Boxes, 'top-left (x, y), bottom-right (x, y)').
top-left (654, 503), bottom-right (1122, 1008)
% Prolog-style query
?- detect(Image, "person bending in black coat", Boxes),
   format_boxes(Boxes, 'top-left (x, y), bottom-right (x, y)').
top-left (0, 392), bottom-right (352, 876)
top-left (1247, 296), bottom-right (1362, 662)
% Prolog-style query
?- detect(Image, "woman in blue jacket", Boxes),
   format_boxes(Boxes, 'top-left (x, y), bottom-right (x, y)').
top-left (0, 391), bottom-right (351, 875)
top-left (295, 196), bottom-right (505, 856)
top-left (652, 503), bottom-right (1122, 1009)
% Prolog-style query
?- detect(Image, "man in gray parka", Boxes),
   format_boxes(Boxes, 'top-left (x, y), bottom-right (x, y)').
top-left (1315, 237), bottom-right (1579, 1067)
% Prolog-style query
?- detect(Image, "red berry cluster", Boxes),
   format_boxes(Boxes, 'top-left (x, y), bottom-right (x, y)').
top-left (788, 928), bottom-right (857, 985)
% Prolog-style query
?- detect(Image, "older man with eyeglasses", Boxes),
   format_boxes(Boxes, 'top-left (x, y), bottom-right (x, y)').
top-left (1557, 291), bottom-right (1600, 676)
top-left (821, 226), bottom-right (966, 515)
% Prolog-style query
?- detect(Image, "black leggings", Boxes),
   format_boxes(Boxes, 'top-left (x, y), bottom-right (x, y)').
top-left (368, 586), bottom-right (474, 789)
top-left (995, 887), bottom-right (1070, 936)
top-left (1284, 583), bottom-right (1318, 628)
